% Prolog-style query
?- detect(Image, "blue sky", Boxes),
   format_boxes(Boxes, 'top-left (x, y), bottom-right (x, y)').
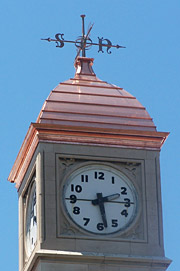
top-left (0, 1), bottom-right (179, 270)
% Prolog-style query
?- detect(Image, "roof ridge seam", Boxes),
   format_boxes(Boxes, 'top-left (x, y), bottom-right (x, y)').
top-left (42, 109), bottom-right (153, 121)
top-left (52, 90), bottom-right (135, 99)
top-left (60, 82), bottom-right (123, 90)
top-left (40, 117), bottom-right (156, 129)
top-left (46, 99), bottom-right (146, 110)
top-left (70, 78), bottom-right (105, 83)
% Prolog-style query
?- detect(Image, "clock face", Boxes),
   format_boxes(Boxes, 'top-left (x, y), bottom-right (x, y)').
top-left (63, 164), bottom-right (138, 235)
top-left (25, 181), bottom-right (37, 256)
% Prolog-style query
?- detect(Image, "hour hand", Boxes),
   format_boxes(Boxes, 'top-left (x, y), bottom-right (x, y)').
top-left (103, 193), bottom-right (120, 202)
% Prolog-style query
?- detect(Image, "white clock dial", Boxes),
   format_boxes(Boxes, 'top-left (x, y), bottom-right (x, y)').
top-left (26, 181), bottom-right (37, 256)
top-left (63, 164), bottom-right (138, 235)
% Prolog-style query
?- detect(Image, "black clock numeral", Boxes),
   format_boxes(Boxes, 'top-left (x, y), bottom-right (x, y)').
top-left (121, 187), bottom-right (127, 195)
top-left (94, 172), bottom-right (105, 180)
top-left (112, 176), bottom-right (115, 184)
top-left (70, 194), bottom-right (77, 203)
top-left (121, 209), bottom-right (128, 217)
top-left (81, 175), bottom-right (88, 182)
top-left (73, 206), bottom-right (80, 215)
top-left (97, 222), bottom-right (104, 231)
top-left (124, 198), bottom-right (131, 207)
top-left (83, 217), bottom-right (90, 226)
top-left (71, 184), bottom-right (82, 193)
top-left (112, 219), bottom-right (118, 227)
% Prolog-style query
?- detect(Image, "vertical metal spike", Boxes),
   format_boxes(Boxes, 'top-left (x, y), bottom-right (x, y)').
top-left (81, 14), bottom-right (86, 57)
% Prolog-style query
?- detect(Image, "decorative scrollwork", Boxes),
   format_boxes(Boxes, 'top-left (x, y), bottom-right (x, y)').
top-left (98, 37), bottom-right (112, 54)
top-left (59, 158), bottom-right (75, 169)
top-left (61, 221), bottom-right (76, 235)
top-left (125, 163), bottom-right (140, 177)
top-left (75, 36), bottom-right (92, 50)
top-left (55, 33), bottom-right (64, 48)
top-left (121, 221), bottom-right (142, 240)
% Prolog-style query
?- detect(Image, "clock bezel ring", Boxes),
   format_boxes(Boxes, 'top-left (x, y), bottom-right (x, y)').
top-left (24, 178), bottom-right (37, 258)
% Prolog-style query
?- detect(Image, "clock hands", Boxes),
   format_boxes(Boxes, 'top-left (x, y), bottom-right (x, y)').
top-left (92, 193), bottom-right (120, 205)
top-left (92, 193), bottom-right (120, 228)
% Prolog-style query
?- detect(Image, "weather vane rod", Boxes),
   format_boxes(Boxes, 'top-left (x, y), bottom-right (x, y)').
top-left (41, 15), bottom-right (125, 60)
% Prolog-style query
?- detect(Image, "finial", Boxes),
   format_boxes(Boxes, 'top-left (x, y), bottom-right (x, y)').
top-left (74, 57), bottom-right (95, 77)
top-left (41, 15), bottom-right (125, 60)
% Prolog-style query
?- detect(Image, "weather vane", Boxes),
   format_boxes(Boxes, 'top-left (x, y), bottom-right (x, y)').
top-left (41, 15), bottom-right (125, 59)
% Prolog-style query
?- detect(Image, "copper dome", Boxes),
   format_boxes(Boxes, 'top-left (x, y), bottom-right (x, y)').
top-left (36, 57), bottom-right (156, 132)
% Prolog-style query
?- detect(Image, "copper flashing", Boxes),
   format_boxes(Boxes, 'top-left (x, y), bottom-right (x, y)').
top-left (8, 124), bottom-right (39, 188)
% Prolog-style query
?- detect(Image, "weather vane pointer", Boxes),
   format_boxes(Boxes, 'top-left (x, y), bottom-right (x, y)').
top-left (41, 15), bottom-right (125, 59)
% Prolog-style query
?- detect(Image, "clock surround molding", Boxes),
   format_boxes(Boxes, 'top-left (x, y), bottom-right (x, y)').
top-left (56, 155), bottom-right (146, 242)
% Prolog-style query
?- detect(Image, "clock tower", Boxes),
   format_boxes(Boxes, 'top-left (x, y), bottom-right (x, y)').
top-left (8, 56), bottom-right (171, 271)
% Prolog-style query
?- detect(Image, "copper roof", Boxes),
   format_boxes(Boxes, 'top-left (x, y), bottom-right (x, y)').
top-left (36, 57), bottom-right (156, 132)
top-left (8, 57), bottom-right (169, 188)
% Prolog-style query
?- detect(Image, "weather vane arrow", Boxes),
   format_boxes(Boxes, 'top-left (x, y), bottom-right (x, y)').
top-left (41, 14), bottom-right (125, 59)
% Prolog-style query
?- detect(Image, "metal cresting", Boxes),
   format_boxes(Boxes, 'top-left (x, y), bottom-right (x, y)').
top-left (41, 15), bottom-right (125, 59)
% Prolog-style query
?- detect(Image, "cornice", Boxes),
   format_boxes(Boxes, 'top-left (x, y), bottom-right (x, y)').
top-left (8, 122), bottom-right (169, 189)
top-left (23, 249), bottom-right (171, 271)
